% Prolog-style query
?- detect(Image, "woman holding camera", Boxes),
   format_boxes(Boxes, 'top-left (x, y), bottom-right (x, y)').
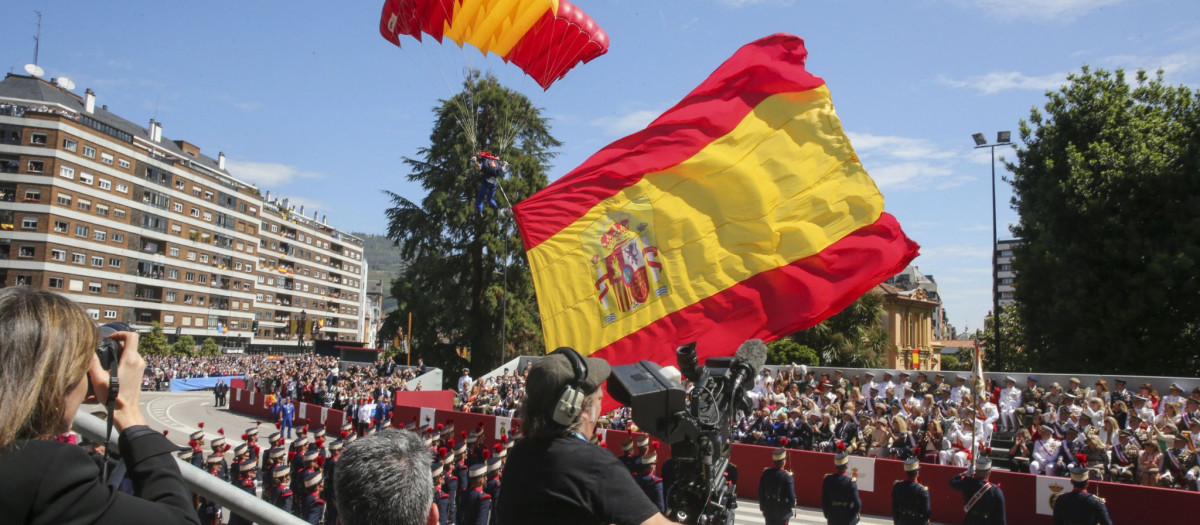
top-left (0, 288), bottom-right (199, 524)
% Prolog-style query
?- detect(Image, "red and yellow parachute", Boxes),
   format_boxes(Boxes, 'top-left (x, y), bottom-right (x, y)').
top-left (379, 0), bottom-right (609, 90)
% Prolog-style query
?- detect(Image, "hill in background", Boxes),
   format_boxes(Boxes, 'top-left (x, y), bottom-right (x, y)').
top-left (356, 232), bottom-right (405, 314)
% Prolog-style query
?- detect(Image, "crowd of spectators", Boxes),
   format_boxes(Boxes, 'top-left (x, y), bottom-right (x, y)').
top-left (452, 366), bottom-right (527, 417)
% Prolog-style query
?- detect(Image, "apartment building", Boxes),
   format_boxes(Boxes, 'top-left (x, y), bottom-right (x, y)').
top-left (0, 73), bottom-right (366, 352)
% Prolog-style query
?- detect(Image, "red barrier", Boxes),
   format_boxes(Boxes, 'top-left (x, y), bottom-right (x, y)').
top-left (394, 390), bottom-right (455, 412)
top-left (230, 378), bottom-right (245, 390)
top-left (228, 396), bottom-right (1200, 523)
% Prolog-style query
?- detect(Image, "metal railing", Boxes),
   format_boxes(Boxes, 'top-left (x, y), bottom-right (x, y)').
top-left (72, 410), bottom-right (307, 525)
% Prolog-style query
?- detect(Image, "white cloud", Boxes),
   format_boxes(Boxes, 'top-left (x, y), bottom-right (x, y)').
top-left (225, 160), bottom-right (323, 187)
top-left (846, 132), bottom-right (956, 161)
top-left (918, 245), bottom-right (992, 259)
top-left (275, 195), bottom-right (329, 217)
top-left (847, 132), bottom-right (974, 190)
top-left (589, 109), bottom-right (662, 137)
top-left (964, 0), bottom-right (1124, 22)
top-left (1102, 52), bottom-right (1200, 76)
top-left (937, 71), bottom-right (1068, 95)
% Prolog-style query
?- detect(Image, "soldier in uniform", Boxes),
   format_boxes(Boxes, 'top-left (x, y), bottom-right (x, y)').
top-left (443, 451), bottom-right (460, 523)
top-left (301, 470), bottom-right (326, 524)
top-left (293, 449), bottom-right (318, 516)
top-left (1160, 432), bottom-right (1195, 489)
top-left (634, 452), bottom-right (665, 514)
top-left (949, 457), bottom-right (1005, 525)
top-left (433, 461), bottom-right (451, 525)
top-left (188, 427), bottom-right (207, 469)
top-left (458, 463), bottom-right (492, 525)
top-left (892, 458), bottom-right (930, 525)
top-left (198, 454), bottom-right (225, 525)
top-left (1052, 467), bottom-right (1112, 525)
top-left (323, 440), bottom-right (343, 524)
top-left (758, 447), bottom-right (795, 525)
top-left (268, 465), bottom-right (294, 513)
top-left (1017, 376), bottom-right (1045, 428)
top-left (1108, 430), bottom-right (1139, 482)
top-left (228, 459), bottom-right (258, 525)
top-left (822, 452), bottom-right (861, 525)
top-left (914, 372), bottom-right (931, 399)
top-left (619, 438), bottom-right (638, 473)
top-left (485, 456), bottom-right (504, 524)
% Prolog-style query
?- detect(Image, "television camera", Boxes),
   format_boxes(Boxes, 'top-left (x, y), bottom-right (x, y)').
top-left (607, 340), bottom-right (767, 525)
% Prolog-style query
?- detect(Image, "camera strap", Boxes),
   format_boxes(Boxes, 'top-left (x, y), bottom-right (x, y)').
top-left (101, 357), bottom-right (120, 485)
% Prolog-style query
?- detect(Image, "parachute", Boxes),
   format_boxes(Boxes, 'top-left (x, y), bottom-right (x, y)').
top-left (379, 0), bottom-right (609, 90)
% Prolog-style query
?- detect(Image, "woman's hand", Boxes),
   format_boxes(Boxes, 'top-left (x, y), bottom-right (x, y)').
top-left (87, 332), bottom-right (147, 431)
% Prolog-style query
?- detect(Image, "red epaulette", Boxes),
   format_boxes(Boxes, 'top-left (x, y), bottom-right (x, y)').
top-left (480, 493), bottom-right (492, 500)
top-left (241, 479), bottom-right (255, 488)
top-left (280, 489), bottom-right (293, 497)
top-left (438, 492), bottom-right (450, 500)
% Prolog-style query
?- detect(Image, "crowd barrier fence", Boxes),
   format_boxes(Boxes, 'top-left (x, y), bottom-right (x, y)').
top-left (229, 387), bottom-right (1200, 523)
top-left (168, 375), bottom-right (244, 392)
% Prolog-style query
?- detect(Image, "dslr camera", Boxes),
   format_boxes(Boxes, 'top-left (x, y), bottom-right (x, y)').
top-left (97, 322), bottom-right (132, 370)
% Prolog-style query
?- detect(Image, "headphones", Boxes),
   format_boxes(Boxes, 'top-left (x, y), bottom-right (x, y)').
top-left (551, 347), bottom-right (589, 427)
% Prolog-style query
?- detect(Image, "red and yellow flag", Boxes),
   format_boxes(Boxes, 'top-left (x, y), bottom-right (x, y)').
top-left (513, 34), bottom-right (919, 367)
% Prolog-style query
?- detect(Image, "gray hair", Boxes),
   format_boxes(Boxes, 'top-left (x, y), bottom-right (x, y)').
top-left (335, 428), bottom-right (433, 525)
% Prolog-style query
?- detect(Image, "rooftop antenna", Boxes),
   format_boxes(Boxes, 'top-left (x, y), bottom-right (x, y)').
top-left (32, 11), bottom-right (42, 66)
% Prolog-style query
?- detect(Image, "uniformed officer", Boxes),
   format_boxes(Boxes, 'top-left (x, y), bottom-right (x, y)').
top-left (619, 438), bottom-right (638, 473)
top-left (634, 452), bottom-right (665, 514)
top-left (293, 448), bottom-right (318, 516)
top-left (302, 470), bottom-right (326, 524)
top-left (458, 463), bottom-right (492, 525)
top-left (948, 457), bottom-right (1005, 525)
top-left (759, 447), bottom-right (795, 525)
top-left (189, 427), bottom-right (207, 469)
top-left (434, 461), bottom-right (452, 525)
top-left (268, 465), bottom-right (294, 513)
top-left (1053, 467), bottom-right (1112, 525)
top-left (324, 440), bottom-right (343, 524)
top-left (198, 454), bottom-right (225, 525)
top-left (892, 458), bottom-right (930, 525)
top-left (228, 459), bottom-right (258, 525)
top-left (822, 452), bottom-right (861, 525)
top-left (484, 456), bottom-right (504, 525)
top-left (444, 451), bottom-right (460, 523)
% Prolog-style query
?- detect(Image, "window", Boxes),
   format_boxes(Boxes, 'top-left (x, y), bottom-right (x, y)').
top-left (21, 217), bottom-right (37, 229)
top-left (164, 314), bottom-right (175, 324)
top-left (104, 310), bottom-right (117, 319)
top-left (198, 274), bottom-right (208, 284)
top-left (72, 252), bottom-right (85, 264)
top-left (186, 251), bottom-right (196, 261)
top-left (108, 258), bottom-right (122, 268)
top-left (49, 277), bottom-right (63, 288)
top-left (190, 208), bottom-right (200, 218)
top-left (175, 180), bottom-right (185, 190)
top-left (199, 254), bottom-right (209, 263)
top-left (118, 158), bottom-right (131, 169)
top-left (111, 233), bottom-right (124, 243)
top-left (115, 183), bottom-right (128, 193)
top-left (192, 186), bottom-right (201, 196)
top-left (18, 246), bottom-right (35, 258)
top-left (204, 191), bottom-right (213, 201)
top-left (23, 189), bottom-right (41, 202)
top-left (30, 133), bottom-right (47, 145)
top-left (171, 224), bottom-right (182, 234)
top-left (185, 272), bottom-right (195, 282)
top-left (54, 220), bottom-right (67, 233)
top-left (166, 291), bottom-right (177, 302)
top-left (113, 208), bottom-right (126, 219)
top-left (89, 282), bottom-right (101, 293)
top-left (169, 247), bottom-right (179, 257)
top-left (93, 230), bottom-right (107, 242)
top-left (1000, 250), bottom-right (1013, 257)
top-left (51, 249), bottom-right (66, 261)
top-left (100, 153), bottom-right (114, 165)
top-left (77, 199), bottom-right (91, 212)
top-left (63, 138), bottom-right (77, 152)
top-left (182, 317), bottom-right (192, 326)
top-left (1001, 277), bottom-right (1015, 285)
top-left (82, 145), bottom-right (96, 158)
top-left (96, 204), bottom-right (109, 216)
top-left (26, 159), bottom-right (45, 173)
top-left (57, 193), bottom-right (72, 206)
top-left (86, 309), bottom-right (100, 320)
top-left (98, 179), bottom-right (111, 190)
top-left (74, 225), bottom-right (88, 237)
top-left (173, 202), bottom-right (183, 212)
top-left (91, 256), bottom-right (104, 267)
top-left (79, 172), bottom-right (94, 185)
top-left (233, 261), bottom-right (243, 270)
top-left (203, 212), bottom-right (212, 222)
top-left (167, 269), bottom-right (179, 280)
top-left (69, 279), bottom-right (83, 292)
top-left (59, 166), bottom-right (74, 179)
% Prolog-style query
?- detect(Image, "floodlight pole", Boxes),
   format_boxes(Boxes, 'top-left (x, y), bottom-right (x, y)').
top-left (974, 133), bottom-right (1011, 371)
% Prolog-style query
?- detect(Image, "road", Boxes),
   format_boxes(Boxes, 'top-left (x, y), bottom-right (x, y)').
top-left (97, 392), bottom-right (922, 524)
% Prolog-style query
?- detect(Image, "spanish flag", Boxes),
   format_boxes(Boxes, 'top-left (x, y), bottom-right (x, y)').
top-left (514, 34), bottom-right (919, 367)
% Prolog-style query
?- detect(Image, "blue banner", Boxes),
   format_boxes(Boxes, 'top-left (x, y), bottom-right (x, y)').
top-left (170, 375), bottom-right (245, 392)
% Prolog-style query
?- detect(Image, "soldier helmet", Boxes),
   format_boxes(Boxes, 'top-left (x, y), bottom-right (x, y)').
top-left (974, 457), bottom-right (992, 472)
top-left (272, 465), bottom-right (291, 479)
top-left (903, 457), bottom-right (920, 472)
top-left (1069, 466), bottom-right (1088, 482)
top-left (833, 453), bottom-right (850, 467)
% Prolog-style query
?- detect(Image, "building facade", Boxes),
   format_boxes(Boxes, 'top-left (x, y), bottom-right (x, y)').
top-left (0, 73), bottom-right (366, 352)
top-left (995, 238), bottom-right (1019, 306)
top-left (885, 265), bottom-right (956, 340)
top-left (876, 283), bottom-right (943, 371)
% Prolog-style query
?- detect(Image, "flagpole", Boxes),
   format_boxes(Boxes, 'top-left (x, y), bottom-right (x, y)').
top-left (972, 338), bottom-right (982, 468)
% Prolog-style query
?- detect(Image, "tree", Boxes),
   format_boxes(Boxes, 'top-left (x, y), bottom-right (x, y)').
top-left (976, 303), bottom-right (1036, 372)
top-left (791, 290), bottom-right (888, 368)
top-left (199, 337), bottom-right (221, 356)
top-left (139, 322), bottom-right (170, 356)
top-left (172, 334), bottom-right (196, 356)
top-left (940, 354), bottom-right (961, 370)
top-left (766, 339), bottom-right (820, 367)
top-left (383, 72), bottom-right (559, 376)
top-left (1007, 67), bottom-right (1200, 376)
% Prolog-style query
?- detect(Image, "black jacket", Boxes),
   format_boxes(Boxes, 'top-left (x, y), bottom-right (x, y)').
top-left (0, 426), bottom-right (199, 525)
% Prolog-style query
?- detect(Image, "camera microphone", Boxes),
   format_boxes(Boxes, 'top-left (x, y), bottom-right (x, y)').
top-left (726, 339), bottom-right (767, 398)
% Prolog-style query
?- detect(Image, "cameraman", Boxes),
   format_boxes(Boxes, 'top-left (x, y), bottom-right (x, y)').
top-left (0, 288), bottom-right (199, 524)
top-left (498, 347), bottom-right (671, 525)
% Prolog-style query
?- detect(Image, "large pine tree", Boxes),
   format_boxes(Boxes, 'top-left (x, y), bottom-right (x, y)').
top-left (382, 73), bottom-right (559, 375)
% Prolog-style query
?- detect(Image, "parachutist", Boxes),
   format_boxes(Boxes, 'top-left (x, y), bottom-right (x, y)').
top-left (474, 151), bottom-right (507, 213)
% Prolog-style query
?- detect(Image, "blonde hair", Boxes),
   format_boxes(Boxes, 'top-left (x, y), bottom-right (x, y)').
top-left (0, 288), bottom-right (98, 449)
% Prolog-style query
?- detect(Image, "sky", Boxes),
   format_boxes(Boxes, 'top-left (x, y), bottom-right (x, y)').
top-left (3, 0), bottom-right (1199, 335)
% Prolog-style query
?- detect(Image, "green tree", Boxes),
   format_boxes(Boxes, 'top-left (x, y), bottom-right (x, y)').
top-left (976, 303), bottom-right (1035, 372)
top-left (1008, 67), bottom-right (1200, 376)
top-left (199, 337), bottom-right (220, 356)
top-left (172, 334), bottom-right (196, 356)
top-left (940, 354), bottom-right (961, 370)
top-left (766, 339), bottom-right (820, 366)
top-left (383, 72), bottom-right (558, 376)
top-left (139, 322), bottom-right (170, 356)
top-left (792, 290), bottom-right (888, 368)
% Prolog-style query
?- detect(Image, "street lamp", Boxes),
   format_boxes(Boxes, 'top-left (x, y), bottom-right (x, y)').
top-left (973, 131), bottom-right (1011, 370)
